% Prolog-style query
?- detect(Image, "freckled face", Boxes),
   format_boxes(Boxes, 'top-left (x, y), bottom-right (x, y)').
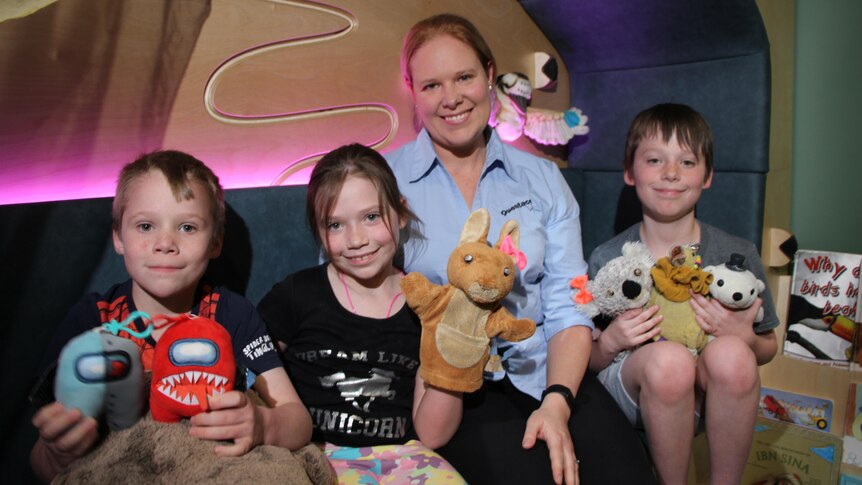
top-left (321, 176), bottom-right (402, 287)
top-left (112, 170), bottom-right (221, 314)
top-left (624, 132), bottom-right (713, 224)
top-left (409, 35), bottom-right (494, 156)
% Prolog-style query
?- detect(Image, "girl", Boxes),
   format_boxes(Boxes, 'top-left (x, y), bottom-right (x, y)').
top-left (258, 143), bottom-right (465, 483)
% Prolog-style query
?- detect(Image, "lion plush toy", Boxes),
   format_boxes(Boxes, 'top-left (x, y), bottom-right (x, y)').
top-left (648, 244), bottom-right (714, 353)
top-left (570, 241), bottom-right (654, 319)
top-left (400, 208), bottom-right (536, 393)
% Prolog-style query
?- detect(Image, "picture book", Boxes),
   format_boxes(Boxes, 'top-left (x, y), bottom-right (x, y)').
top-left (782, 250), bottom-right (862, 367)
top-left (759, 387), bottom-right (833, 433)
top-left (840, 474), bottom-right (862, 485)
top-left (843, 383), bottom-right (862, 469)
top-left (743, 417), bottom-right (842, 485)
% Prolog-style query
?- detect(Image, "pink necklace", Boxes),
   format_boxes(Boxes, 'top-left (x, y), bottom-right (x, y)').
top-left (338, 270), bottom-right (403, 318)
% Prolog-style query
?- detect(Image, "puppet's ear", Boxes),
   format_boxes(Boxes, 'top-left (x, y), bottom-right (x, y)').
top-left (493, 220), bottom-right (520, 250)
top-left (459, 208), bottom-right (490, 245)
top-left (495, 220), bottom-right (525, 270)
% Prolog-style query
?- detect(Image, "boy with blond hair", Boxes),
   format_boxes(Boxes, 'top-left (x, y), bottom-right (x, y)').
top-left (30, 150), bottom-right (312, 482)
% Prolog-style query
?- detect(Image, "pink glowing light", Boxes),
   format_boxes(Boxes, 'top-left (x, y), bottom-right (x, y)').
top-left (0, 153), bottom-right (312, 206)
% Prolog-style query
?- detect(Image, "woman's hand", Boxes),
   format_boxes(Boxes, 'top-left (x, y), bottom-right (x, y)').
top-left (189, 390), bottom-right (263, 456)
top-left (522, 395), bottom-right (579, 485)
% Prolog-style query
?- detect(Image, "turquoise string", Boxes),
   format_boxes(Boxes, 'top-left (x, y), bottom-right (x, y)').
top-left (101, 310), bottom-right (153, 339)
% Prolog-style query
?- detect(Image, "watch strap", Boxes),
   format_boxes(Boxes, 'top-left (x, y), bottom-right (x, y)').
top-left (541, 384), bottom-right (575, 412)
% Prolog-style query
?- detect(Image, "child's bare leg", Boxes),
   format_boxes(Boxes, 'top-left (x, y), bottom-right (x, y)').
top-left (697, 336), bottom-right (759, 485)
top-left (623, 342), bottom-right (696, 485)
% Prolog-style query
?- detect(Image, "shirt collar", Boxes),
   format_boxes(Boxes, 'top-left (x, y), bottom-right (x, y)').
top-left (406, 129), bottom-right (440, 183)
top-left (484, 129), bottom-right (514, 181)
top-left (407, 128), bottom-right (515, 183)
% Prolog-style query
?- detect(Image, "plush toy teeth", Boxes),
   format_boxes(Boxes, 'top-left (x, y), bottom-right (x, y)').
top-left (156, 371), bottom-right (230, 409)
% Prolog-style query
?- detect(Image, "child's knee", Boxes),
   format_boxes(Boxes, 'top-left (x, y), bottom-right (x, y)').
top-left (701, 337), bottom-right (758, 389)
top-left (641, 346), bottom-right (696, 398)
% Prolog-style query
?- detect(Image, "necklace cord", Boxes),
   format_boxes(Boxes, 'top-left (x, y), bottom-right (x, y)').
top-left (338, 270), bottom-right (402, 318)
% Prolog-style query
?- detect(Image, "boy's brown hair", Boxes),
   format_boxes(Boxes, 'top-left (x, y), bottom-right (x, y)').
top-left (623, 103), bottom-right (714, 182)
top-left (112, 150), bottom-right (225, 246)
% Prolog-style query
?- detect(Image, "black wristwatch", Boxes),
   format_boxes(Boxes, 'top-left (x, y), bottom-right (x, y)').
top-left (541, 384), bottom-right (576, 412)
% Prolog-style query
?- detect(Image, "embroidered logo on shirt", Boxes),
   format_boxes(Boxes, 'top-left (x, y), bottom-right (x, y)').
top-left (501, 199), bottom-right (533, 216)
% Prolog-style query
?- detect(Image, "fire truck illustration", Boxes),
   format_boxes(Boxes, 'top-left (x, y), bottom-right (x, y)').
top-left (762, 394), bottom-right (828, 430)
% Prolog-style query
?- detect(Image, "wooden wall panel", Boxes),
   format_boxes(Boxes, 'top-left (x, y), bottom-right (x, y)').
top-left (0, 0), bottom-right (571, 204)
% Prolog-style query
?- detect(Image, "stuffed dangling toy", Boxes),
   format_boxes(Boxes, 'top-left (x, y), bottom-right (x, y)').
top-left (648, 244), bottom-right (714, 353)
top-left (490, 72), bottom-right (589, 145)
top-left (150, 313), bottom-right (236, 422)
top-left (54, 312), bottom-right (150, 431)
top-left (400, 208), bottom-right (536, 393)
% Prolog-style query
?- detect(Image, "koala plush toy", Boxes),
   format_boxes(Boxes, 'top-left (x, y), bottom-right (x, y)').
top-left (704, 254), bottom-right (766, 323)
top-left (571, 241), bottom-right (655, 319)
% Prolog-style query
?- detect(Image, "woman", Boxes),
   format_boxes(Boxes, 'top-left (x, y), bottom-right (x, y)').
top-left (385, 13), bottom-right (657, 485)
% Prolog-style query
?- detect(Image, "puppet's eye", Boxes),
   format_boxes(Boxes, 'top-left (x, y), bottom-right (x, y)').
top-left (717, 279), bottom-right (724, 287)
top-left (634, 268), bottom-right (642, 276)
top-left (750, 289), bottom-right (755, 295)
top-left (503, 267), bottom-right (511, 277)
top-left (607, 290), bottom-right (615, 297)
top-left (464, 254), bottom-right (473, 263)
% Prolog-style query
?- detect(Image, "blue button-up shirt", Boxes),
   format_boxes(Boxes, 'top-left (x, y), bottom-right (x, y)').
top-left (385, 129), bottom-right (591, 399)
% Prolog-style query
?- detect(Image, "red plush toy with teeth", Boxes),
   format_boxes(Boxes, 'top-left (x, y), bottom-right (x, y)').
top-left (150, 314), bottom-right (235, 423)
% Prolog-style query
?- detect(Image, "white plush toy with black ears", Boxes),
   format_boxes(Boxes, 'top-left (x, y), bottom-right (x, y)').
top-left (704, 253), bottom-right (766, 323)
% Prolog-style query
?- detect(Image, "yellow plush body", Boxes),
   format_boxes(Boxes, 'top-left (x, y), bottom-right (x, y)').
top-left (649, 247), bottom-right (714, 353)
top-left (400, 209), bottom-right (536, 393)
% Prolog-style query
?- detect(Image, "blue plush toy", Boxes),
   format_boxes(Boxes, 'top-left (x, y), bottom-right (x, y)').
top-left (54, 312), bottom-right (150, 431)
